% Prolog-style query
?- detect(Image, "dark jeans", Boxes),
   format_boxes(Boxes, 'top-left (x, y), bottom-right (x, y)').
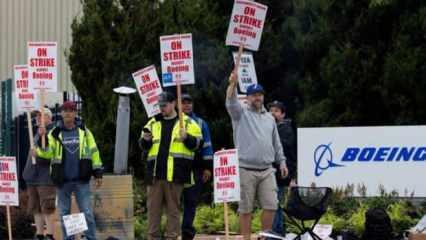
top-left (57, 181), bottom-right (97, 240)
top-left (181, 170), bottom-right (204, 240)
top-left (272, 185), bottom-right (286, 235)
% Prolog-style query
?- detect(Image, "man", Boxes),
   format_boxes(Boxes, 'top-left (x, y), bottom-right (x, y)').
top-left (225, 73), bottom-right (288, 240)
top-left (33, 101), bottom-right (103, 240)
top-left (23, 108), bottom-right (56, 240)
top-left (180, 93), bottom-right (214, 240)
top-left (139, 92), bottom-right (202, 240)
top-left (268, 100), bottom-right (297, 236)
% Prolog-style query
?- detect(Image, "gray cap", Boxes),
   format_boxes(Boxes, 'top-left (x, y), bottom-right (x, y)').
top-left (158, 92), bottom-right (176, 106)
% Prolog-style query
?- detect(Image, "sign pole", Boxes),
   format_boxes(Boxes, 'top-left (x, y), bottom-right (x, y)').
top-left (39, 89), bottom-right (46, 148)
top-left (234, 44), bottom-right (244, 74)
top-left (26, 111), bottom-right (36, 164)
top-left (6, 204), bottom-right (13, 240)
top-left (224, 201), bottom-right (230, 240)
top-left (176, 80), bottom-right (183, 128)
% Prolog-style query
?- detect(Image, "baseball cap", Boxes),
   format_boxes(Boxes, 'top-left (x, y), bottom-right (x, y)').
top-left (34, 107), bottom-right (53, 117)
top-left (181, 93), bottom-right (193, 102)
top-left (246, 84), bottom-right (265, 96)
top-left (158, 92), bottom-right (176, 106)
top-left (267, 100), bottom-right (286, 113)
top-left (61, 101), bottom-right (77, 111)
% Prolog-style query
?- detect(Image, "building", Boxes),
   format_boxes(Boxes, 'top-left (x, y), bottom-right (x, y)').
top-left (1, 0), bottom-right (82, 154)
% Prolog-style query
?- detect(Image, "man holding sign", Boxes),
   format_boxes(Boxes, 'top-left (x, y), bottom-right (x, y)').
top-left (23, 108), bottom-right (56, 240)
top-left (139, 92), bottom-right (202, 240)
top-left (32, 101), bottom-right (103, 240)
top-left (226, 73), bottom-right (288, 240)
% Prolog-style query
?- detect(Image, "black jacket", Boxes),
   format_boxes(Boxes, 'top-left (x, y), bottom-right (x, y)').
top-left (274, 119), bottom-right (297, 186)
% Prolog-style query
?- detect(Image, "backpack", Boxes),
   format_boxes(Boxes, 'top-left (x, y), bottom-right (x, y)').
top-left (362, 207), bottom-right (394, 240)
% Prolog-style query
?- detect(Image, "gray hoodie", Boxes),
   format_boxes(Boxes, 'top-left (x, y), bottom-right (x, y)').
top-left (23, 124), bottom-right (54, 186)
top-left (226, 91), bottom-right (286, 169)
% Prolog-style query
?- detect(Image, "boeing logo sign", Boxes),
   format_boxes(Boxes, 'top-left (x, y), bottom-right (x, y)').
top-left (314, 143), bottom-right (426, 177)
top-left (314, 143), bottom-right (344, 176)
top-left (300, 126), bottom-right (426, 197)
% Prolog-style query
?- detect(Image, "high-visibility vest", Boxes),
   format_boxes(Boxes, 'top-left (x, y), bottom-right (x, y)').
top-left (36, 126), bottom-right (102, 184)
top-left (142, 114), bottom-right (202, 183)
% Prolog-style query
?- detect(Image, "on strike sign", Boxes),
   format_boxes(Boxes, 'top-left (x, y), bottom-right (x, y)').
top-left (28, 42), bottom-right (57, 92)
top-left (226, 0), bottom-right (268, 51)
top-left (0, 157), bottom-right (19, 206)
top-left (214, 149), bottom-right (240, 203)
top-left (14, 65), bottom-right (39, 112)
top-left (63, 213), bottom-right (88, 237)
top-left (133, 65), bottom-right (163, 117)
top-left (160, 33), bottom-right (195, 87)
top-left (232, 52), bottom-right (258, 93)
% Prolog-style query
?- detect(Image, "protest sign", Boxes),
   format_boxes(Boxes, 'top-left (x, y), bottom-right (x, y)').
top-left (14, 65), bottom-right (39, 111)
top-left (133, 65), bottom-right (163, 117)
top-left (232, 52), bottom-right (258, 93)
top-left (160, 34), bottom-right (195, 87)
top-left (0, 157), bottom-right (19, 207)
top-left (28, 42), bottom-right (57, 92)
top-left (14, 65), bottom-right (38, 163)
top-left (63, 213), bottom-right (88, 237)
top-left (226, 0), bottom-right (268, 51)
top-left (214, 149), bottom-right (240, 203)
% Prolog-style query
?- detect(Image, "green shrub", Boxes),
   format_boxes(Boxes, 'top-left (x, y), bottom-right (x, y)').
top-left (387, 201), bottom-right (418, 234)
top-left (193, 204), bottom-right (240, 234)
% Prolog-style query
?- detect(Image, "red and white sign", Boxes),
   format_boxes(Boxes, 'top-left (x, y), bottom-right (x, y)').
top-left (214, 149), bottom-right (240, 203)
top-left (28, 42), bottom-right (57, 92)
top-left (14, 65), bottom-right (39, 112)
top-left (132, 65), bottom-right (163, 117)
top-left (226, 0), bottom-right (268, 51)
top-left (0, 157), bottom-right (19, 206)
top-left (160, 33), bottom-right (195, 87)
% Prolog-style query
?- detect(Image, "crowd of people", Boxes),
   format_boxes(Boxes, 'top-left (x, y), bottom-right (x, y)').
top-left (24, 70), bottom-right (297, 240)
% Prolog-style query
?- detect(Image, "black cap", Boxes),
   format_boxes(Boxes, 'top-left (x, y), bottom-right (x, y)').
top-left (158, 92), bottom-right (176, 106)
top-left (181, 93), bottom-right (193, 102)
top-left (267, 100), bottom-right (286, 113)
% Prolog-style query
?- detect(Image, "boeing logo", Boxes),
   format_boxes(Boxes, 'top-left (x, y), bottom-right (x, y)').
top-left (314, 143), bottom-right (344, 177)
top-left (314, 143), bottom-right (426, 177)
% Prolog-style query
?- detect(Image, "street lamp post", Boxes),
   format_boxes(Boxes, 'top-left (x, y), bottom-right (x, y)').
top-left (113, 86), bottom-right (136, 174)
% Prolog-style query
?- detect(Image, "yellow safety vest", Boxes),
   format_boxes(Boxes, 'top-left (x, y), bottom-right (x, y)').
top-left (141, 114), bottom-right (202, 183)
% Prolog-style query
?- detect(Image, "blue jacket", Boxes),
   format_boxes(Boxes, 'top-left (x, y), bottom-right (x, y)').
top-left (187, 112), bottom-right (214, 170)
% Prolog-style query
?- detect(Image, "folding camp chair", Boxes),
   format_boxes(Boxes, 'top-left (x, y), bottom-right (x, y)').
top-left (283, 186), bottom-right (333, 240)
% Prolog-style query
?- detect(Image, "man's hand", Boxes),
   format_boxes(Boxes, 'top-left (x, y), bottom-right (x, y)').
top-left (228, 72), bottom-right (238, 86)
top-left (179, 128), bottom-right (187, 141)
top-left (143, 131), bottom-right (153, 141)
top-left (38, 126), bottom-right (47, 136)
top-left (202, 170), bottom-right (212, 183)
top-left (280, 165), bottom-right (289, 179)
top-left (95, 178), bottom-right (102, 189)
top-left (30, 148), bottom-right (37, 158)
top-left (289, 179), bottom-right (297, 187)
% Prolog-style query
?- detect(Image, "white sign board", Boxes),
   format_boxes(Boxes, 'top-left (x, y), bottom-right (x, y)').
top-left (63, 213), bottom-right (88, 237)
top-left (28, 42), bottom-right (58, 92)
top-left (298, 126), bottom-right (426, 196)
top-left (160, 33), bottom-right (195, 87)
top-left (226, 0), bottom-right (268, 51)
top-left (233, 52), bottom-right (257, 93)
top-left (214, 149), bottom-right (240, 203)
top-left (313, 224), bottom-right (332, 239)
top-left (0, 157), bottom-right (19, 206)
top-left (133, 65), bottom-right (163, 117)
top-left (14, 65), bottom-right (39, 112)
